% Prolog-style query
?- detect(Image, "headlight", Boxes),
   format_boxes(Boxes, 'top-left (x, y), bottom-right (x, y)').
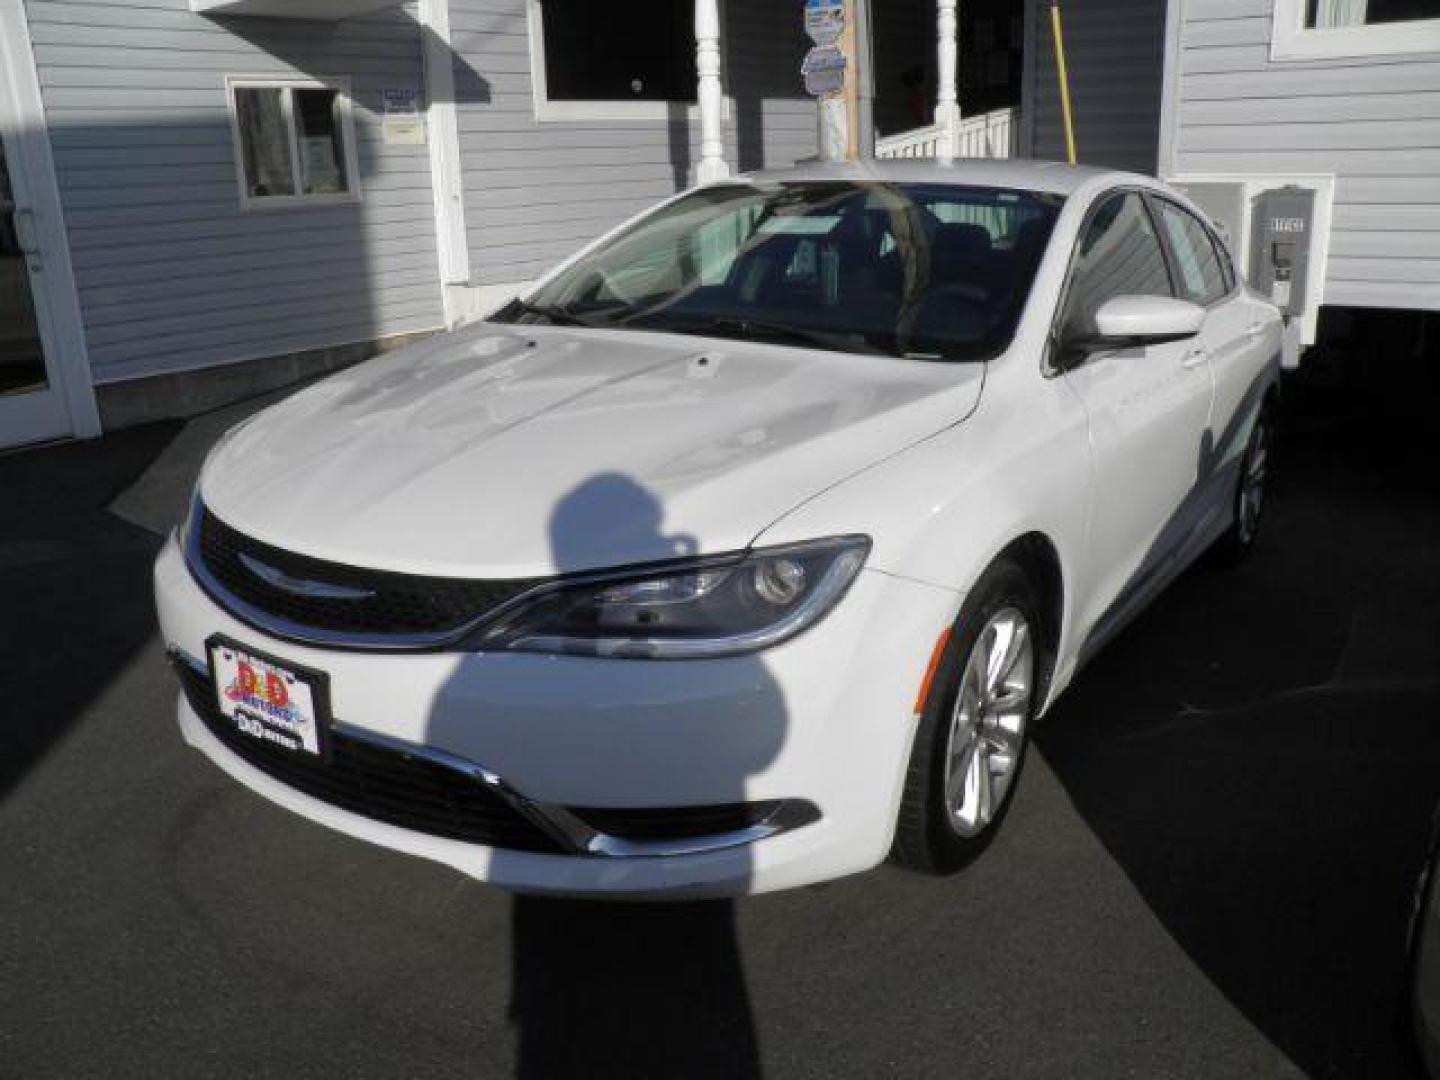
top-left (474, 536), bottom-right (870, 659)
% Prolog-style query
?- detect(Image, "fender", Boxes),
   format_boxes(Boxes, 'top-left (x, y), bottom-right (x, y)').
top-left (755, 348), bottom-right (1094, 712)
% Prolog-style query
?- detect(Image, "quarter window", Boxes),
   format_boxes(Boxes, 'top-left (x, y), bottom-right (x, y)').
top-left (1153, 200), bottom-right (1228, 306)
top-left (1059, 192), bottom-right (1173, 341)
top-left (227, 79), bottom-right (359, 209)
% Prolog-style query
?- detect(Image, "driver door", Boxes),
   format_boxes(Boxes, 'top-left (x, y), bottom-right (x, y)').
top-left (1059, 191), bottom-right (1215, 656)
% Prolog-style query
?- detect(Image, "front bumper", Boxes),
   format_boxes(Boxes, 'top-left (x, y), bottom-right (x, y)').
top-left (154, 534), bottom-right (958, 897)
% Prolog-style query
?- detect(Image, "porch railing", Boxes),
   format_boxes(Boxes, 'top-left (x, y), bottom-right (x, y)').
top-left (875, 106), bottom-right (1019, 161)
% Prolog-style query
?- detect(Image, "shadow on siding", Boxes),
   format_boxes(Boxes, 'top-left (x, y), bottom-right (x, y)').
top-left (47, 8), bottom-right (492, 388)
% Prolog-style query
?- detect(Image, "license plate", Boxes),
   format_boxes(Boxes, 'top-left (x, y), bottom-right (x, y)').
top-left (208, 636), bottom-right (331, 759)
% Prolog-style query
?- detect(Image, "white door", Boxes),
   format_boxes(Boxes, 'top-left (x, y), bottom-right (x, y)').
top-left (1149, 195), bottom-right (1272, 456)
top-left (0, 0), bottom-right (98, 449)
top-left (1057, 191), bottom-right (1215, 650)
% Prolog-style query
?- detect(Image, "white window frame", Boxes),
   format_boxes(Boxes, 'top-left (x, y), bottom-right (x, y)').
top-left (224, 75), bottom-right (363, 212)
top-left (525, 0), bottom-right (733, 123)
top-left (1270, 0), bottom-right (1440, 60)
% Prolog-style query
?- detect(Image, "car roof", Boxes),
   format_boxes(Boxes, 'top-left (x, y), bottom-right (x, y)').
top-left (738, 157), bottom-right (1135, 197)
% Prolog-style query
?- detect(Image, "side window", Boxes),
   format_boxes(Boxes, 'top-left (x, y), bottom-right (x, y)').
top-left (1153, 200), bottom-right (1228, 305)
top-left (1060, 192), bottom-right (1173, 340)
top-left (227, 78), bottom-right (359, 210)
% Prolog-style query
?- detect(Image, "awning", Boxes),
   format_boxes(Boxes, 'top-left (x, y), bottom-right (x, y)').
top-left (190, 0), bottom-right (405, 19)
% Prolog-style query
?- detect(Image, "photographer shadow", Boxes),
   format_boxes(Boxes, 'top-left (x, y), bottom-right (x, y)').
top-left (435, 473), bottom-right (785, 1078)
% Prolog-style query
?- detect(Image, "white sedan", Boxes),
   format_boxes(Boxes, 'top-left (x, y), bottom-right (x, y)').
top-left (154, 160), bottom-right (1282, 897)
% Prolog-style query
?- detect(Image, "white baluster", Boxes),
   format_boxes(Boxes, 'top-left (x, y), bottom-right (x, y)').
top-left (695, 0), bottom-right (729, 184)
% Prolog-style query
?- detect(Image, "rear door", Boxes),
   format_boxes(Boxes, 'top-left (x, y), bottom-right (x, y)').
top-left (1058, 190), bottom-right (1215, 655)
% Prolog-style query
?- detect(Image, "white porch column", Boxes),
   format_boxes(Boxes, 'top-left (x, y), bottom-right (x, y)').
top-left (419, 0), bottom-right (472, 326)
top-left (694, 0), bottom-right (730, 184)
top-left (935, 0), bottom-right (961, 159)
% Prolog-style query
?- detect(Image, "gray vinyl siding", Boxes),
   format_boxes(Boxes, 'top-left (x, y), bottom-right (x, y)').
top-left (1169, 0), bottom-right (1440, 312)
top-left (448, 0), bottom-right (819, 288)
top-left (26, 0), bottom-right (444, 384)
top-left (1023, 0), bottom-right (1167, 173)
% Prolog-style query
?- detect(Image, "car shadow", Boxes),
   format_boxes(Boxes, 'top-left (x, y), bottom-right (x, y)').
top-left (1035, 365), bottom-right (1440, 1077)
top-left (0, 421), bottom-right (181, 801)
top-left (425, 472), bottom-right (783, 1079)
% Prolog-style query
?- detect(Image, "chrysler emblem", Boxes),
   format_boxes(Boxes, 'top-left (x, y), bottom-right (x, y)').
top-left (238, 552), bottom-right (377, 602)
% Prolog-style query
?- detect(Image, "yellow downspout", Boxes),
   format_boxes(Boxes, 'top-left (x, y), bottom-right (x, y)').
top-left (1049, 3), bottom-right (1078, 165)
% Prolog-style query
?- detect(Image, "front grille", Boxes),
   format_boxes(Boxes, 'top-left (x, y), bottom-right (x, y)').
top-left (175, 659), bottom-right (563, 854)
top-left (194, 508), bottom-right (539, 639)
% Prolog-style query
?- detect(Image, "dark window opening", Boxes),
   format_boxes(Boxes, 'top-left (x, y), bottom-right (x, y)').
top-left (539, 0), bottom-right (696, 103)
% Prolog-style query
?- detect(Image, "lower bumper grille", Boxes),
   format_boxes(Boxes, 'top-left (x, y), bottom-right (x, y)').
top-left (174, 659), bottom-right (562, 854)
top-left (173, 657), bottom-right (816, 856)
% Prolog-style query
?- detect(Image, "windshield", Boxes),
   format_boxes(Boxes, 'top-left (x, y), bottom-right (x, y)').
top-left (493, 181), bottom-right (1063, 362)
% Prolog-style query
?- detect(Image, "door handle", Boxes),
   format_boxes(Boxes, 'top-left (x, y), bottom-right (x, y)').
top-left (1181, 346), bottom-right (1208, 370)
top-left (12, 208), bottom-right (42, 271)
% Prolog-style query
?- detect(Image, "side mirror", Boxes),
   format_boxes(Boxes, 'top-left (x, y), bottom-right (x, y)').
top-left (1085, 295), bottom-right (1205, 350)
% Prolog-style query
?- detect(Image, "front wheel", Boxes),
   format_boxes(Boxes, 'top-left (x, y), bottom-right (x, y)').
top-left (891, 559), bottom-right (1044, 875)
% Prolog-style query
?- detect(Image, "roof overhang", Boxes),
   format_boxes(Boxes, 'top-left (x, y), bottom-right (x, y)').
top-left (190, 0), bottom-right (405, 19)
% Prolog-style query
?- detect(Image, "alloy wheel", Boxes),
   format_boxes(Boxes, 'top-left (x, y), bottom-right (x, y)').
top-left (942, 607), bottom-right (1034, 838)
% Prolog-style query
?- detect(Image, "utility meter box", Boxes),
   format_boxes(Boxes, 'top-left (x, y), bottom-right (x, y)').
top-left (1249, 185), bottom-right (1316, 318)
top-left (1169, 174), bottom-right (1331, 362)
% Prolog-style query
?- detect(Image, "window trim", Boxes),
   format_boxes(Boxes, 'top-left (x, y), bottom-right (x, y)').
top-left (1270, 0), bottom-right (1440, 60)
top-left (525, 0), bottom-right (734, 123)
top-left (224, 75), bottom-right (362, 213)
top-left (1044, 186), bottom-right (1178, 378)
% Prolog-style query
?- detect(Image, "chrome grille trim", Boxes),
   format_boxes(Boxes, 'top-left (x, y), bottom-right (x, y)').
top-left (183, 498), bottom-right (542, 652)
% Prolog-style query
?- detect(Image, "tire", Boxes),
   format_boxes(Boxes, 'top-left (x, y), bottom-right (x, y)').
top-left (891, 558), bottom-right (1046, 875)
top-left (1214, 402), bottom-right (1274, 565)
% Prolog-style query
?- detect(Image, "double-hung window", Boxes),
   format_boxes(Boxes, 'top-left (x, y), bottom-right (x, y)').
top-left (1271, 0), bottom-right (1440, 58)
top-left (227, 78), bottom-right (360, 210)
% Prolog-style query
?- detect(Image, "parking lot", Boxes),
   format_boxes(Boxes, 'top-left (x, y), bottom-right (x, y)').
top-left (3, 355), bottom-right (1438, 1079)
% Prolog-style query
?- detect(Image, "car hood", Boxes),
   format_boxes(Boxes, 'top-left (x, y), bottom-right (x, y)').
top-left (200, 323), bottom-right (984, 578)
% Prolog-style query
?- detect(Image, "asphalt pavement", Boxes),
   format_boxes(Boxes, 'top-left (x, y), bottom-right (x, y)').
top-left (2, 356), bottom-right (1438, 1079)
